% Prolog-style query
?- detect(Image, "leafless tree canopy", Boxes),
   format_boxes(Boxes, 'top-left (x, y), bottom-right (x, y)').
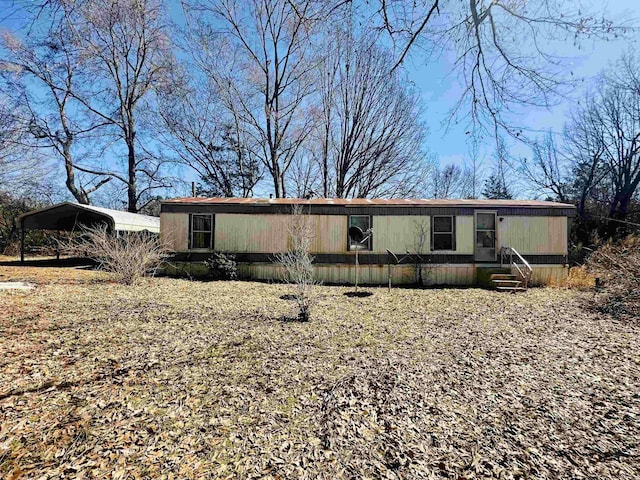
top-left (375, 0), bottom-right (634, 134)
top-left (0, 0), bottom-right (637, 216)
top-left (180, 1), bottom-right (432, 199)
top-left (311, 34), bottom-right (429, 198)
top-left (159, 74), bottom-right (262, 198)
top-left (573, 56), bottom-right (640, 228)
top-left (431, 164), bottom-right (470, 199)
top-left (0, 87), bottom-right (60, 197)
top-left (1, 0), bottom-right (177, 211)
top-left (183, 0), bottom-right (323, 198)
top-left (518, 54), bottom-right (640, 239)
top-left (521, 133), bottom-right (570, 203)
top-left (0, 15), bottom-right (112, 204)
top-left (0, 94), bottom-right (30, 183)
top-left (72, 0), bottom-right (176, 212)
top-left (594, 57), bottom-right (640, 228)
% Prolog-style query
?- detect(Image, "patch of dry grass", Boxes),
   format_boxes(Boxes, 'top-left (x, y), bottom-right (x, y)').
top-left (0, 260), bottom-right (108, 285)
top-left (566, 266), bottom-right (597, 290)
top-left (1, 267), bottom-right (639, 479)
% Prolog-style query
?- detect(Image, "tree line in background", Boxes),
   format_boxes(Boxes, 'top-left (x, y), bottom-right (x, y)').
top-left (522, 55), bottom-right (640, 249)
top-left (0, 0), bottom-right (638, 254)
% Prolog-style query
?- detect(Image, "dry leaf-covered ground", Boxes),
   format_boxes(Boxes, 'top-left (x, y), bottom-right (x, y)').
top-left (1, 265), bottom-right (639, 479)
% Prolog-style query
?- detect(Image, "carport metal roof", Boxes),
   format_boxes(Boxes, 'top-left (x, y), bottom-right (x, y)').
top-left (18, 202), bottom-right (160, 233)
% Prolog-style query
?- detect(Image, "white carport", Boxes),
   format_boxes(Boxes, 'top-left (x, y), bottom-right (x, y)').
top-left (17, 202), bottom-right (160, 262)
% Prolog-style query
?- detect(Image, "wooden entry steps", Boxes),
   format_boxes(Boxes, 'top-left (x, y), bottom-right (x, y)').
top-left (490, 273), bottom-right (526, 292)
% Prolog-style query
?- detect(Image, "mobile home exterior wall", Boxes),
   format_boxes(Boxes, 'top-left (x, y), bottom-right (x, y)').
top-left (160, 198), bottom-right (575, 286)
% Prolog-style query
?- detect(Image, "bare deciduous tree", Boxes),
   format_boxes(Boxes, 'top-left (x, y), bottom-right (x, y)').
top-left (66, 0), bottom-right (175, 212)
top-left (159, 75), bottom-right (262, 197)
top-left (287, 147), bottom-right (319, 198)
top-left (461, 139), bottom-right (485, 199)
top-left (563, 106), bottom-right (609, 221)
top-left (0, 18), bottom-right (112, 204)
top-left (521, 133), bottom-right (570, 202)
top-left (0, 94), bottom-right (28, 183)
top-left (431, 163), bottom-right (470, 199)
top-left (0, 89), bottom-right (59, 198)
top-left (313, 34), bottom-right (428, 198)
top-left (375, 1), bottom-right (633, 133)
top-left (186, 0), bottom-right (321, 198)
top-left (515, 54), bottom-right (640, 241)
top-left (597, 57), bottom-right (640, 232)
top-left (483, 136), bottom-right (514, 199)
top-left (558, 55), bottom-right (640, 236)
top-left (275, 205), bottom-right (317, 321)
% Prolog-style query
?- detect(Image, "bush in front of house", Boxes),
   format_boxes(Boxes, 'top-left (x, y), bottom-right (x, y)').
top-left (205, 251), bottom-right (238, 280)
top-left (586, 234), bottom-right (640, 318)
top-left (61, 225), bottom-right (170, 285)
top-left (275, 205), bottom-right (317, 322)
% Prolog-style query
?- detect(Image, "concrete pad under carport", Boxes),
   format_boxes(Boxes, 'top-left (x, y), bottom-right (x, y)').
top-left (0, 281), bottom-right (35, 291)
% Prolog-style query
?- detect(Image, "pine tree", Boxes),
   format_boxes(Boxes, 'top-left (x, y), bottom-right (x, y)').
top-left (482, 174), bottom-right (513, 199)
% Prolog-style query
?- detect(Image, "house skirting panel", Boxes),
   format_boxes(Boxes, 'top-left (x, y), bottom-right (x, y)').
top-left (163, 261), bottom-right (569, 286)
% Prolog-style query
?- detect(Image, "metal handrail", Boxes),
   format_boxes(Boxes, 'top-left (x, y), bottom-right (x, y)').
top-left (500, 246), bottom-right (533, 288)
top-left (512, 262), bottom-right (526, 281)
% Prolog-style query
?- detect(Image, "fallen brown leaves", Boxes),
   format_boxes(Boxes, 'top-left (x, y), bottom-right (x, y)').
top-left (586, 235), bottom-right (640, 319)
top-left (1, 267), bottom-right (639, 479)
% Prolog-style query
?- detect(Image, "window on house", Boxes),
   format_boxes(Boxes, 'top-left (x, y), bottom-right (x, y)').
top-left (348, 215), bottom-right (372, 251)
top-left (475, 213), bottom-right (496, 248)
top-left (432, 216), bottom-right (455, 251)
top-left (190, 214), bottom-right (213, 249)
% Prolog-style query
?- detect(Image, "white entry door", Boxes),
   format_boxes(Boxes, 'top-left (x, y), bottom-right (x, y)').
top-left (475, 211), bottom-right (497, 262)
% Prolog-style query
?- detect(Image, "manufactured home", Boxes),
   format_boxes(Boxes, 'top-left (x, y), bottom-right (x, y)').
top-left (160, 198), bottom-right (575, 286)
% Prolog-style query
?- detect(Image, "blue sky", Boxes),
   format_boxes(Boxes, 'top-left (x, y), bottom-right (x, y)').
top-left (2, 0), bottom-right (639, 200)
top-left (407, 1), bottom-right (640, 176)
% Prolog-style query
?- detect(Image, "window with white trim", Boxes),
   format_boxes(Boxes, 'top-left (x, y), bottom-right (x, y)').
top-left (190, 214), bottom-right (213, 249)
top-left (432, 215), bottom-right (455, 251)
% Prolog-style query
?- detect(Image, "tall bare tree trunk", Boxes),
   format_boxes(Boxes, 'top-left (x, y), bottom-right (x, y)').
top-left (127, 140), bottom-right (137, 212)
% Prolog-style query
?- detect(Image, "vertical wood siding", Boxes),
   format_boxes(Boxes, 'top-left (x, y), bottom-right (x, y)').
top-left (182, 262), bottom-right (567, 286)
top-left (163, 211), bottom-right (568, 260)
top-left (160, 213), bottom-right (188, 251)
top-left (455, 216), bottom-right (474, 254)
top-left (425, 265), bottom-right (476, 285)
top-left (372, 215), bottom-right (474, 254)
top-left (215, 214), bottom-right (347, 253)
top-left (373, 216), bottom-right (430, 253)
top-left (312, 215), bottom-right (347, 253)
top-left (529, 265), bottom-right (569, 286)
top-left (238, 263), bottom-right (419, 284)
top-left (498, 216), bottom-right (567, 254)
top-left (215, 214), bottom-right (289, 252)
top-left (237, 263), bottom-right (476, 285)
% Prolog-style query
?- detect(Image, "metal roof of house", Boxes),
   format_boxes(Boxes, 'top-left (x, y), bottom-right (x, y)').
top-left (163, 197), bottom-right (575, 209)
top-left (18, 202), bottom-right (160, 233)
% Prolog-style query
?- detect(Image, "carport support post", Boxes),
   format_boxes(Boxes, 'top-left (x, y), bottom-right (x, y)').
top-left (56, 230), bottom-right (60, 260)
top-left (20, 227), bottom-right (25, 263)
